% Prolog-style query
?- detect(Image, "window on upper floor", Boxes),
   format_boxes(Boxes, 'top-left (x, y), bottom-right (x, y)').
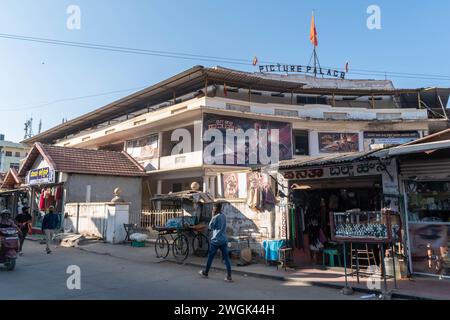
top-left (275, 109), bottom-right (298, 117)
top-left (293, 131), bottom-right (309, 156)
top-left (5, 151), bottom-right (12, 157)
top-left (15, 152), bottom-right (20, 157)
top-left (297, 96), bottom-right (328, 105)
top-left (10, 163), bottom-right (19, 170)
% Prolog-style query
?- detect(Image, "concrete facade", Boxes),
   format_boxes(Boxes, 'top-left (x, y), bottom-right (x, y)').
top-left (64, 173), bottom-right (142, 219)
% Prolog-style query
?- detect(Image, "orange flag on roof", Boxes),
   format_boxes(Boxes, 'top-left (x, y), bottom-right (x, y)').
top-left (309, 12), bottom-right (318, 47)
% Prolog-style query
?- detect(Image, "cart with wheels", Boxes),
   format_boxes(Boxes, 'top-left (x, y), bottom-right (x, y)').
top-left (150, 190), bottom-right (214, 262)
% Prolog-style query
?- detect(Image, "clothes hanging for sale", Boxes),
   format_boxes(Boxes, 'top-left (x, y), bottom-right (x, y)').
top-left (39, 189), bottom-right (45, 210)
top-left (295, 207), bottom-right (304, 249)
top-left (246, 187), bottom-right (255, 208)
top-left (263, 186), bottom-right (276, 209)
top-left (55, 186), bottom-right (62, 200)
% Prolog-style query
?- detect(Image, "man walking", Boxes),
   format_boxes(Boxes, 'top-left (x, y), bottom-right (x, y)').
top-left (15, 206), bottom-right (32, 255)
top-left (199, 202), bottom-right (233, 282)
top-left (41, 206), bottom-right (59, 254)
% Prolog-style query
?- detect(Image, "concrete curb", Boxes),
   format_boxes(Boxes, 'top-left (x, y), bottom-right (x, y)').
top-left (165, 259), bottom-right (435, 300)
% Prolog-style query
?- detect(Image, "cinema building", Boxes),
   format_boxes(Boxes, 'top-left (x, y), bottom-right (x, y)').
top-left (22, 66), bottom-right (449, 247)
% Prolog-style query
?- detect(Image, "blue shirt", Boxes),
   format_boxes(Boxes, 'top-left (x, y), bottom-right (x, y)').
top-left (209, 213), bottom-right (228, 246)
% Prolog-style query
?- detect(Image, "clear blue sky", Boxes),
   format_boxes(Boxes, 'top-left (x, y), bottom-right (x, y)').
top-left (0, 0), bottom-right (449, 142)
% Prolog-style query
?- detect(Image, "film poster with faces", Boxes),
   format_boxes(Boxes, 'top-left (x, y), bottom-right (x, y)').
top-left (203, 113), bottom-right (293, 166)
top-left (409, 223), bottom-right (450, 276)
top-left (318, 132), bottom-right (359, 153)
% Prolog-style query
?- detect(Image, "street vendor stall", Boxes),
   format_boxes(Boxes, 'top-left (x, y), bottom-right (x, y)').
top-left (149, 189), bottom-right (214, 262)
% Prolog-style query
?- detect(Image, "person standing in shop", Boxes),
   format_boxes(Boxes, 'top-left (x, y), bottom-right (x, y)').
top-left (15, 206), bottom-right (32, 255)
top-left (41, 206), bottom-right (59, 254)
top-left (198, 202), bottom-right (233, 282)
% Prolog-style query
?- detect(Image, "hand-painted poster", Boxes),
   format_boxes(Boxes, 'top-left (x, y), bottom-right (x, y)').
top-left (203, 113), bottom-right (292, 166)
top-left (318, 132), bottom-right (359, 153)
top-left (223, 172), bottom-right (248, 199)
top-left (223, 173), bottom-right (239, 199)
top-left (126, 134), bottom-right (159, 161)
top-left (363, 131), bottom-right (419, 151)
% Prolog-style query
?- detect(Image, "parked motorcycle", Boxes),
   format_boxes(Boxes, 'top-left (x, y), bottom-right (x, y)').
top-left (0, 227), bottom-right (20, 271)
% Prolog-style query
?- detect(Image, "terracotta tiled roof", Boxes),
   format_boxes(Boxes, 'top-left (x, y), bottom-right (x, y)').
top-left (0, 168), bottom-right (22, 189)
top-left (18, 143), bottom-right (145, 177)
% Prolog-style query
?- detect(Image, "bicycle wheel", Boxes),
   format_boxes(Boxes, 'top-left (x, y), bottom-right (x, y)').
top-left (155, 235), bottom-right (169, 259)
top-left (172, 234), bottom-right (189, 263)
top-left (192, 233), bottom-right (210, 257)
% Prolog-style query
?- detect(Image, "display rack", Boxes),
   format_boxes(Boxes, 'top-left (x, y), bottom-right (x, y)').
top-left (329, 210), bottom-right (394, 244)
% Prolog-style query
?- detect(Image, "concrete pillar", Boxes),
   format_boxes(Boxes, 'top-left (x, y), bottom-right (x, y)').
top-left (156, 180), bottom-right (162, 210)
top-left (203, 176), bottom-right (209, 193)
top-left (216, 173), bottom-right (223, 198)
top-left (157, 132), bottom-right (163, 170)
top-left (209, 176), bottom-right (216, 198)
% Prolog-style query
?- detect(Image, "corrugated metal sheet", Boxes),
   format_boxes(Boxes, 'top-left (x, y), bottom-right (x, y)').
top-left (399, 159), bottom-right (450, 177)
top-left (278, 149), bottom-right (389, 169)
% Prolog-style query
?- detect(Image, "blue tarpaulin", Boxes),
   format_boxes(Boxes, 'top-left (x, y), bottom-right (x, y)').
top-left (263, 239), bottom-right (287, 261)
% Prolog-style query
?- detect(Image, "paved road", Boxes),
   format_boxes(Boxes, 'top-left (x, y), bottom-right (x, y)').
top-left (0, 240), bottom-right (362, 300)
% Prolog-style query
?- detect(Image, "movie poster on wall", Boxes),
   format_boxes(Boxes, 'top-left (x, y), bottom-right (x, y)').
top-left (318, 132), bottom-right (359, 153)
top-left (126, 134), bottom-right (159, 161)
top-left (203, 113), bottom-right (293, 166)
top-left (363, 131), bottom-right (420, 151)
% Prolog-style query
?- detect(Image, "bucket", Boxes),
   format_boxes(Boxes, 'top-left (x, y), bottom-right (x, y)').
top-left (384, 256), bottom-right (402, 280)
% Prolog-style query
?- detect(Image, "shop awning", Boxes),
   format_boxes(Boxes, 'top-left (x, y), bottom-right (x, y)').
top-left (278, 149), bottom-right (390, 170)
top-left (388, 139), bottom-right (450, 156)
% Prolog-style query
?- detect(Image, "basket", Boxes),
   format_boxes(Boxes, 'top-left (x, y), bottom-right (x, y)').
top-left (192, 224), bottom-right (207, 232)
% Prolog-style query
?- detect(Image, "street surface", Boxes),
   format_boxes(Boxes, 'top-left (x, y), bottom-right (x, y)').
top-left (0, 240), bottom-right (362, 300)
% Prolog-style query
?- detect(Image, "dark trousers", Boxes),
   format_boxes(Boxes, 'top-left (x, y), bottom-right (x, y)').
top-left (19, 229), bottom-right (28, 252)
top-left (205, 243), bottom-right (232, 277)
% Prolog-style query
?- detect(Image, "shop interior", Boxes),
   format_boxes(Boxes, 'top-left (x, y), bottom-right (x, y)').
top-left (288, 176), bottom-right (388, 272)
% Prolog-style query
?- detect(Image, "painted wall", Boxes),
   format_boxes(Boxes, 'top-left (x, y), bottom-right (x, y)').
top-left (64, 174), bottom-right (142, 220)
top-left (221, 201), bottom-right (277, 257)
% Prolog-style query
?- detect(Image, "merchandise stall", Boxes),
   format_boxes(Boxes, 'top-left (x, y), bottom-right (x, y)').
top-left (279, 151), bottom-right (404, 269)
top-left (398, 149), bottom-right (450, 278)
top-left (26, 167), bottom-right (64, 231)
top-left (0, 168), bottom-right (29, 217)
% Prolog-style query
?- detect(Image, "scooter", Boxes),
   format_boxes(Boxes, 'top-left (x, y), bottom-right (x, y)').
top-left (0, 227), bottom-right (20, 271)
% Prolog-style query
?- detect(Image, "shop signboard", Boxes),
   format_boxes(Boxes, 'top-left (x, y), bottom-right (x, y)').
top-left (282, 159), bottom-right (395, 182)
top-left (203, 113), bottom-right (292, 166)
top-left (27, 167), bottom-right (55, 185)
top-left (318, 132), bottom-right (359, 153)
top-left (364, 131), bottom-right (420, 151)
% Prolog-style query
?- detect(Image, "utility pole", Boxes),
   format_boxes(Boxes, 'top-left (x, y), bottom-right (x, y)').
top-left (38, 119), bottom-right (42, 134)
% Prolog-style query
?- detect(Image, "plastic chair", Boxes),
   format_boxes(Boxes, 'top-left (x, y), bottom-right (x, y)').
top-left (322, 249), bottom-right (342, 267)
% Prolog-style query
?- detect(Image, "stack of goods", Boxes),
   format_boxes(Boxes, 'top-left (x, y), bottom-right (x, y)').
top-left (335, 223), bottom-right (388, 239)
top-left (246, 172), bottom-right (276, 212)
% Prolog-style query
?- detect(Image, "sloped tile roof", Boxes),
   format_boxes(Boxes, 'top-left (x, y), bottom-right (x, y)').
top-left (0, 168), bottom-right (22, 189)
top-left (18, 143), bottom-right (145, 177)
